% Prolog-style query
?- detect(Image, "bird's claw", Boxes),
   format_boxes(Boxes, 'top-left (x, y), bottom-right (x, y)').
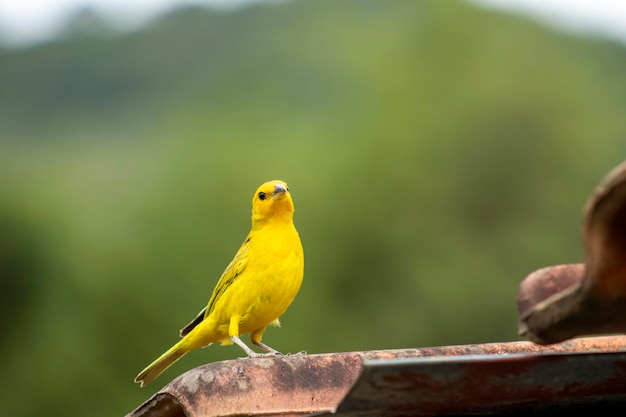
top-left (247, 351), bottom-right (283, 358)
top-left (286, 350), bottom-right (307, 356)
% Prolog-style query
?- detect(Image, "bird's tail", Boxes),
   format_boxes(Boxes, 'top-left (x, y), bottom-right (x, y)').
top-left (134, 341), bottom-right (188, 387)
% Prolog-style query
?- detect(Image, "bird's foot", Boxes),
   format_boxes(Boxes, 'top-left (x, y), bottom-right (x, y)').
top-left (284, 350), bottom-right (307, 356)
top-left (248, 351), bottom-right (283, 358)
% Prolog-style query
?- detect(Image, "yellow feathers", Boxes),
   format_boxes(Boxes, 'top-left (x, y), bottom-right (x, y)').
top-left (134, 180), bottom-right (304, 387)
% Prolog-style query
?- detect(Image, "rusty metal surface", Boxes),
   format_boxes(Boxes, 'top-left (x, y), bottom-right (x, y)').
top-left (131, 393), bottom-right (186, 417)
top-left (127, 352), bottom-right (363, 417)
top-left (516, 264), bottom-right (584, 314)
top-left (330, 350), bottom-right (626, 416)
top-left (518, 160), bottom-right (626, 344)
top-left (126, 336), bottom-right (626, 417)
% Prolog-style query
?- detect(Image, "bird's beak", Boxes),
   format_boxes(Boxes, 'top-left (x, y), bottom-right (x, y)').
top-left (273, 183), bottom-right (287, 197)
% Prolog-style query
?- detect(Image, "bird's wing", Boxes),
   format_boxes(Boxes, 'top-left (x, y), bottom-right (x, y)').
top-left (179, 234), bottom-right (251, 337)
top-left (179, 306), bottom-right (206, 337)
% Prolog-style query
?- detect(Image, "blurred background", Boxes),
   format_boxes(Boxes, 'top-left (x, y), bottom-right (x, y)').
top-left (1, 0), bottom-right (625, 415)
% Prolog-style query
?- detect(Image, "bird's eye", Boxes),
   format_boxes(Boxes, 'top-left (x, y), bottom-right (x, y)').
top-left (258, 191), bottom-right (266, 200)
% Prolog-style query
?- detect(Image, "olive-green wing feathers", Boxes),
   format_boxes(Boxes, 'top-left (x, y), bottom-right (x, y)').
top-left (179, 234), bottom-right (251, 337)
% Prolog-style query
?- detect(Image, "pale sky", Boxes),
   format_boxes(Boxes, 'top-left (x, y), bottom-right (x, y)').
top-left (0, 0), bottom-right (258, 45)
top-left (1, 0), bottom-right (626, 47)
top-left (470, 0), bottom-right (626, 44)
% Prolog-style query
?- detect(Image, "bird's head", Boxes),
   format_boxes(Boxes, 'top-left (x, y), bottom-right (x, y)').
top-left (251, 180), bottom-right (295, 225)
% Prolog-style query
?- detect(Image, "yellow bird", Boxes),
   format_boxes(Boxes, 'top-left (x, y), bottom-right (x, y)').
top-left (134, 180), bottom-right (305, 387)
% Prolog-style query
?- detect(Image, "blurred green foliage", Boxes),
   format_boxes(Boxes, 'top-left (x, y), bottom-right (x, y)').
top-left (1, 0), bottom-right (626, 415)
